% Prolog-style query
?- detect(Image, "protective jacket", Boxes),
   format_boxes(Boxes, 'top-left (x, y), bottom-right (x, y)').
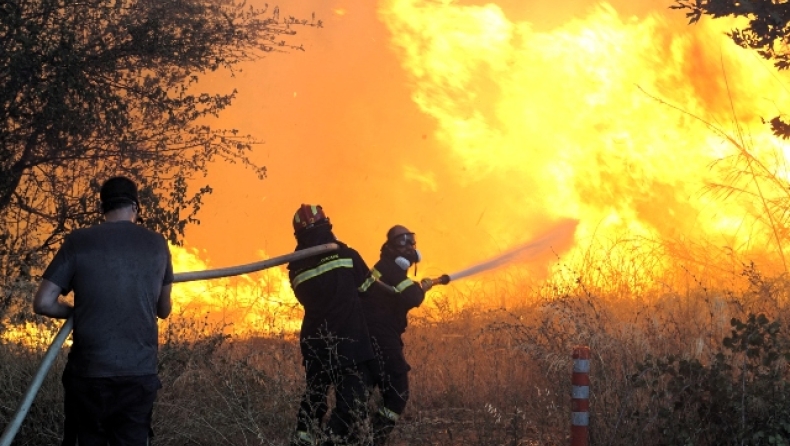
top-left (359, 256), bottom-right (425, 351)
top-left (287, 225), bottom-right (374, 367)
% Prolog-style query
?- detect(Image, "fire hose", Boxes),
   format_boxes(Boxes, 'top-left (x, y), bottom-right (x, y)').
top-left (1, 219), bottom-right (577, 444)
top-left (0, 243), bottom-right (339, 446)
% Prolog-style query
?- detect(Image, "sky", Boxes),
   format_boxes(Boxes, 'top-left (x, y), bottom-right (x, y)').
top-left (180, 0), bottom-right (790, 284)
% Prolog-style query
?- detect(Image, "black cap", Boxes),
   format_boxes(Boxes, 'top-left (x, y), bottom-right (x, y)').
top-left (100, 176), bottom-right (139, 213)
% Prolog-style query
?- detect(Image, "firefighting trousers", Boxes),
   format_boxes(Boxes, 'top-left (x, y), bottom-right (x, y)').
top-left (295, 356), bottom-right (373, 442)
top-left (369, 347), bottom-right (411, 415)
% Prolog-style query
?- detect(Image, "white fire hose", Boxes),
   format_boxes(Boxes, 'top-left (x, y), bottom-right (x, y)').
top-left (0, 242), bottom-right (338, 446)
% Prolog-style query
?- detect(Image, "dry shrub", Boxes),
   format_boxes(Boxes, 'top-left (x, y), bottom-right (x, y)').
top-left (0, 340), bottom-right (68, 445)
top-left (153, 316), bottom-right (304, 445)
top-left (3, 248), bottom-right (790, 445)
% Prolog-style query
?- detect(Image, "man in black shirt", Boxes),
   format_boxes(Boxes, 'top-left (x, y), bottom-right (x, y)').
top-left (33, 176), bottom-right (173, 446)
top-left (359, 225), bottom-right (432, 445)
top-left (287, 204), bottom-right (374, 446)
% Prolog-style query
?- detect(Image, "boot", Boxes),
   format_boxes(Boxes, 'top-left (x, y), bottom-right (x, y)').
top-left (290, 430), bottom-right (316, 446)
top-left (318, 427), bottom-right (337, 446)
top-left (371, 412), bottom-right (397, 446)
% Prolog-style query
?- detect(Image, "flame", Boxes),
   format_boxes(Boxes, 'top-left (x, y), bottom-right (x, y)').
top-left (0, 244), bottom-right (301, 348)
top-left (7, 0), bottom-right (790, 351)
top-left (167, 243), bottom-right (302, 337)
top-left (173, 0), bottom-right (790, 321)
top-left (11, 1), bottom-right (790, 345)
top-left (377, 0), bottom-right (790, 276)
top-left (1, 321), bottom-right (62, 349)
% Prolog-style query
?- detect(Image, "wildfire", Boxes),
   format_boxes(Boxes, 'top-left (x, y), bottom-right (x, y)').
top-left (0, 244), bottom-right (301, 348)
top-left (7, 0), bottom-right (790, 346)
top-left (376, 0), bottom-right (790, 282)
top-left (169, 0), bottom-right (790, 320)
top-left (167, 243), bottom-right (303, 337)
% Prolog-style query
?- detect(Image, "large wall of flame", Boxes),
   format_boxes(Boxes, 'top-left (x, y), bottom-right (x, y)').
top-left (8, 0), bottom-right (790, 346)
top-left (183, 0), bottom-right (790, 288)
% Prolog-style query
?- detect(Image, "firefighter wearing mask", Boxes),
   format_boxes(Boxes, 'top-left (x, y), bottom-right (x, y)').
top-left (287, 204), bottom-right (375, 446)
top-left (359, 225), bottom-right (433, 445)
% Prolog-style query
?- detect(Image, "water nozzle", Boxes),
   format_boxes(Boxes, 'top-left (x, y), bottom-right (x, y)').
top-left (431, 274), bottom-right (451, 286)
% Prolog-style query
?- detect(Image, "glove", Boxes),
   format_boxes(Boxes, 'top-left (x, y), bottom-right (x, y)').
top-left (420, 278), bottom-right (433, 292)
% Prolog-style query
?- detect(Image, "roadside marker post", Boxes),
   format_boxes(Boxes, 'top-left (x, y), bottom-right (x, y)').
top-left (571, 346), bottom-right (590, 446)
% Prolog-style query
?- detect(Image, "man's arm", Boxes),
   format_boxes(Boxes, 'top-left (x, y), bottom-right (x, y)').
top-left (398, 280), bottom-right (426, 309)
top-left (157, 284), bottom-right (172, 319)
top-left (33, 279), bottom-right (73, 319)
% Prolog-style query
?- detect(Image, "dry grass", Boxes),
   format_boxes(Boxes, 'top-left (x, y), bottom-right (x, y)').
top-left (2, 245), bottom-right (789, 445)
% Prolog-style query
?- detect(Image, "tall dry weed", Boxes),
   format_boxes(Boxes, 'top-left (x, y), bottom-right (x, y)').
top-left (3, 249), bottom-right (790, 445)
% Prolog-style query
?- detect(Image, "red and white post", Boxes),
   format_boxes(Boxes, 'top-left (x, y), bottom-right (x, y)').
top-left (571, 346), bottom-right (590, 446)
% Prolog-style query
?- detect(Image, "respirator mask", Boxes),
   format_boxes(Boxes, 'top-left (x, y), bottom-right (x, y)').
top-left (389, 232), bottom-right (421, 271)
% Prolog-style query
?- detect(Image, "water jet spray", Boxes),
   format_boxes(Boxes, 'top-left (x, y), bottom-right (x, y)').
top-left (425, 218), bottom-right (578, 287)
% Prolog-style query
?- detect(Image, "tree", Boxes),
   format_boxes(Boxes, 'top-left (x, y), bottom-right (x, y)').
top-left (0, 0), bottom-right (319, 321)
top-left (672, 0), bottom-right (790, 138)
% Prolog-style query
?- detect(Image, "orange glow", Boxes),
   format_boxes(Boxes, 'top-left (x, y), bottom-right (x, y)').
top-left (0, 244), bottom-right (302, 347)
top-left (6, 1), bottom-right (790, 344)
top-left (166, 244), bottom-right (302, 337)
top-left (1, 321), bottom-right (64, 349)
top-left (185, 0), bottom-right (790, 291)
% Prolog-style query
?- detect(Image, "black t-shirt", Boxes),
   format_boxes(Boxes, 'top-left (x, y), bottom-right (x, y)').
top-left (43, 221), bottom-right (173, 377)
top-left (360, 256), bottom-right (425, 350)
top-left (288, 235), bottom-right (374, 366)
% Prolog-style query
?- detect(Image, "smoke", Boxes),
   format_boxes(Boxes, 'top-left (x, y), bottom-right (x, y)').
top-left (448, 218), bottom-right (578, 281)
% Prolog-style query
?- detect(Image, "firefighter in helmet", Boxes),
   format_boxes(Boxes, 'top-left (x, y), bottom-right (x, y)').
top-left (287, 204), bottom-right (375, 446)
top-left (359, 225), bottom-right (433, 445)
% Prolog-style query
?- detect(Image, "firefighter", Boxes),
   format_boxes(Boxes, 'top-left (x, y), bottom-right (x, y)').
top-left (358, 225), bottom-right (432, 445)
top-left (287, 204), bottom-right (375, 446)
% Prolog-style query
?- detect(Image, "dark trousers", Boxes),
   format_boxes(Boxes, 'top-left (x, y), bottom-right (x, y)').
top-left (62, 370), bottom-right (161, 446)
top-left (369, 347), bottom-right (410, 415)
top-left (296, 356), bottom-right (372, 443)
top-left (367, 347), bottom-right (411, 445)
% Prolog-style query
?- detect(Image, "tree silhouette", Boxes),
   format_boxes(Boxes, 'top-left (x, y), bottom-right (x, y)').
top-left (0, 0), bottom-right (318, 319)
top-left (672, 0), bottom-right (790, 138)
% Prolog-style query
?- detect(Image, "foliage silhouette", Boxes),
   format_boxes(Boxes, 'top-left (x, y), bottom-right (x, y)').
top-left (0, 0), bottom-right (317, 321)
